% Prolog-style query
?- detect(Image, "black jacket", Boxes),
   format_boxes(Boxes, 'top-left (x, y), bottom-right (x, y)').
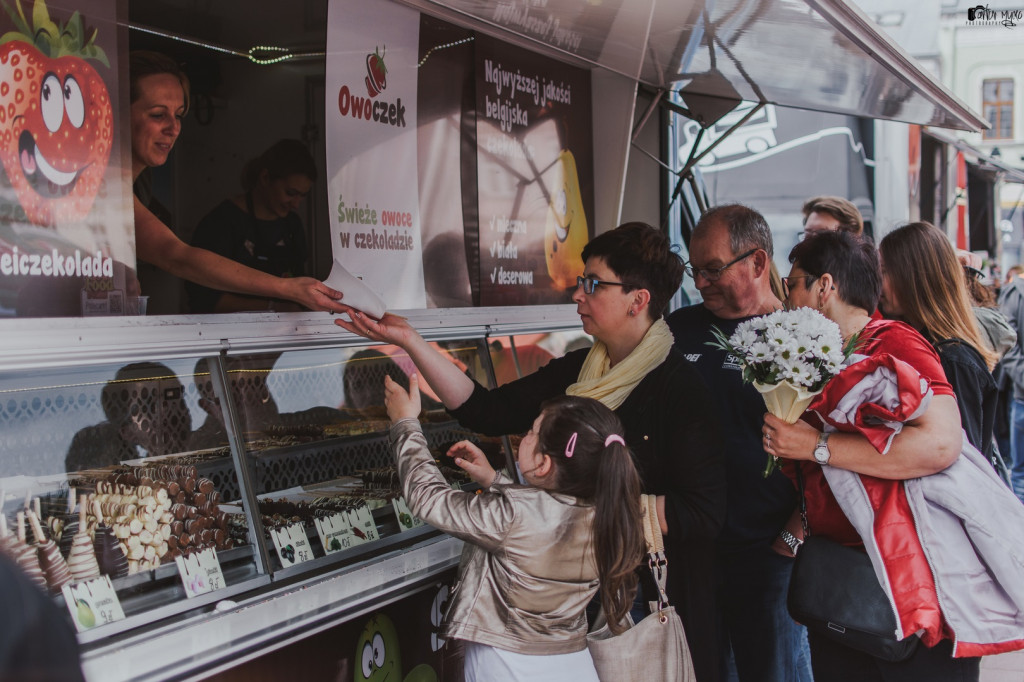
top-left (449, 347), bottom-right (725, 682)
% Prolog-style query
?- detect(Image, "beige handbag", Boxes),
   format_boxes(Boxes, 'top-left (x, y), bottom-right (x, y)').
top-left (586, 495), bottom-right (696, 682)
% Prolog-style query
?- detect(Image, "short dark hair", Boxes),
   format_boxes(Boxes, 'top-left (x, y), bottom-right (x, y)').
top-left (694, 204), bottom-right (774, 258)
top-left (801, 196), bottom-right (864, 235)
top-left (581, 222), bottom-right (684, 320)
top-left (129, 51), bottom-right (191, 114)
top-left (241, 139), bottom-right (317, 191)
top-left (788, 230), bottom-right (880, 313)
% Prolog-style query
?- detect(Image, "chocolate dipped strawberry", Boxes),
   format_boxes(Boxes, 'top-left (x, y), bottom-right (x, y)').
top-left (0, 0), bottom-right (113, 227)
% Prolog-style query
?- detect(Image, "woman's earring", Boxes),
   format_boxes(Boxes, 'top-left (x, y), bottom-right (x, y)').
top-left (628, 309), bottom-right (635, 317)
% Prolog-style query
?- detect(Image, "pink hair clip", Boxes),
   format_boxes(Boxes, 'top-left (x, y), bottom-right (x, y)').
top-left (604, 434), bottom-right (625, 447)
top-left (565, 432), bottom-right (578, 458)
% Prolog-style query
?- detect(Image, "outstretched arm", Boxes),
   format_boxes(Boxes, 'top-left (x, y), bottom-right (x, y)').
top-left (334, 310), bottom-right (475, 409)
top-left (134, 196), bottom-right (348, 313)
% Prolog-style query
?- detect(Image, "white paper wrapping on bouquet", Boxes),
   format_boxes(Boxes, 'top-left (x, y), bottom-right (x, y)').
top-left (322, 259), bottom-right (387, 319)
top-left (754, 380), bottom-right (822, 424)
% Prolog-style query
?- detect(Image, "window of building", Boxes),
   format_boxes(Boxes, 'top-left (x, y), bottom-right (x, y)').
top-left (982, 78), bottom-right (1014, 140)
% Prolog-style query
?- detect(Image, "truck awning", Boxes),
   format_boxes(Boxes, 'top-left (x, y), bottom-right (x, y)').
top-left (924, 128), bottom-right (1024, 184)
top-left (405, 0), bottom-right (987, 132)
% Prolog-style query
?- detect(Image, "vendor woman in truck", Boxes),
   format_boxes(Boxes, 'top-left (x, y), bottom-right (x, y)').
top-left (129, 51), bottom-right (346, 313)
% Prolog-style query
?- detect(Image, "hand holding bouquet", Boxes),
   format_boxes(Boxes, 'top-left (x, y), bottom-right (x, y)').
top-left (709, 307), bottom-right (855, 476)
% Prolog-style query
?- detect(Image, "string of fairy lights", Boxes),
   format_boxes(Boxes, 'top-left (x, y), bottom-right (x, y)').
top-left (129, 23), bottom-right (474, 67)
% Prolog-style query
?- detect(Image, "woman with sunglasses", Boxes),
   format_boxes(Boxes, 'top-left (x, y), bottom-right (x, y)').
top-left (766, 230), bottom-right (987, 681)
top-left (336, 221), bottom-right (726, 682)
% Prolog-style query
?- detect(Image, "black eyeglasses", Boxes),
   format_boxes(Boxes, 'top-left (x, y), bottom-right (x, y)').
top-left (576, 275), bottom-right (625, 295)
top-left (781, 275), bottom-right (815, 299)
top-left (685, 248), bottom-right (758, 281)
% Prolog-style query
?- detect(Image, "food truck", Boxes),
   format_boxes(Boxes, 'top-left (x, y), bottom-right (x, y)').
top-left (0, 0), bottom-right (985, 679)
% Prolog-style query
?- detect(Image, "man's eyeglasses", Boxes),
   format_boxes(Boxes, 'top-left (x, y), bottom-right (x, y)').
top-left (576, 275), bottom-right (625, 295)
top-left (781, 275), bottom-right (815, 299)
top-left (684, 248), bottom-right (758, 281)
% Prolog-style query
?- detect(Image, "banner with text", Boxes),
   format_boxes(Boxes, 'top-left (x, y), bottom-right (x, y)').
top-left (326, 0), bottom-right (425, 310)
top-left (327, 0), bottom-right (594, 310)
top-left (474, 35), bottom-right (593, 306)
top-left (0, 0), bottom-right (133, 317)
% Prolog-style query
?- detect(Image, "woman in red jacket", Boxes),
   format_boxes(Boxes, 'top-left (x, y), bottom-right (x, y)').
top-left (764, 230), bottom-right (976, 681)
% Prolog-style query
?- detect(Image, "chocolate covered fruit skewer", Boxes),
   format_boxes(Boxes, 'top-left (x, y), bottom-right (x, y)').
top-left (14, 511), bottom-right (47, 589)
top-left (67, 496), bottom-right (100, 583)
top-left (91, 501), bottom-right (128, 579)
top-left (0, 510), bottom-right (17, 559)
top-left (27, 509), bottom-right (72, 593)
top-left (58, 488), bottom-right (79, 560)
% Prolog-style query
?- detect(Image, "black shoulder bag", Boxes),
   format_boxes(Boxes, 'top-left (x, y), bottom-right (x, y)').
top-left (787, 464), bottom-right (920, 662)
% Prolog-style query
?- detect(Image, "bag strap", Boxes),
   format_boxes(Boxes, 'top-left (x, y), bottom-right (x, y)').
top-left (794, 464), bottom-right (810, 538)
top-left (640, 494), bottom-right (670, 614)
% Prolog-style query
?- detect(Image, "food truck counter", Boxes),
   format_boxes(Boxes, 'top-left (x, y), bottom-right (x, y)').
top-left (0, 308), bottom-right (584, 681)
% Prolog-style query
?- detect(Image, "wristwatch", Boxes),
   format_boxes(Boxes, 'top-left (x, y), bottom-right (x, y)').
top-left (779, 529), bottom-right (803, 555)
top-left (813, 431), bottom-right (832, 465)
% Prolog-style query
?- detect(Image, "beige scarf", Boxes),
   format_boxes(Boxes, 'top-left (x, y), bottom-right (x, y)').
top-left (566, 318), bottom-right (674, 410)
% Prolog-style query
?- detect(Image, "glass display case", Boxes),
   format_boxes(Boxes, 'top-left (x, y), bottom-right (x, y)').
top-left (0, 310), bottom-right (585, 680)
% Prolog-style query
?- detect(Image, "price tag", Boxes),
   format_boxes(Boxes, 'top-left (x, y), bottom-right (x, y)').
top-left (175, 547), bottom-right (226, 597)
top-left (62, 576), bottom-right (126, 633)
top-left (348, 503), bottom-right (380, 542)
top-left (270, 523), bottom-right (314, 567)
top-left (392, 496), bottom-right (424, 531)
top-left (314, 513), bottom-right (357, 554)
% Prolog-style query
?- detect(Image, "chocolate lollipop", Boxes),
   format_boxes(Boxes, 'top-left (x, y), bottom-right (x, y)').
top-left (14, 512), bottom-right (47, 590)
top-left (67, 496), bottom-right (100, 583)
top-left (27, 509), bottom-right (72, 593)
top-left (0, 511), bottom-right (17, 559)
top-left (91, 501), bottom-right (127, 579)
top-left (58, 488), bottom-right (78, 560)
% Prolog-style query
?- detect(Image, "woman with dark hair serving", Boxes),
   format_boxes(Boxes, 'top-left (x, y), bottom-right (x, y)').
top-left (336, 222), bottom-right (726, 682)
top-left (187, 139), bottom-right (316, 313)
top-left (129, 51), bottom-right (347, 313)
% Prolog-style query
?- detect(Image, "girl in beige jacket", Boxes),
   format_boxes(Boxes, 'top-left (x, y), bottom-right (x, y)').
top-left (386, 375), bottom-right (643, 681)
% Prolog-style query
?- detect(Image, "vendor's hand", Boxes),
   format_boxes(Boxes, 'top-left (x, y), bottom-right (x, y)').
top-left (762, 413), bottom-right (819, 462)
top-left (334, 310), bottom-right (415, 346)
top-left (447, 440), bottom-right (497, 488)
top-left (384, 374), bottom-right (421, 422)
top-left (282, 277), bottom-right (350, 313)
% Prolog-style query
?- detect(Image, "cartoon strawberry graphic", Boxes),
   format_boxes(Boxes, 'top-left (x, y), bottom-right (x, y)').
top-left (0, 0), bottom-right (113, 227)
top-left (364, 46), bottom-right (387, 98)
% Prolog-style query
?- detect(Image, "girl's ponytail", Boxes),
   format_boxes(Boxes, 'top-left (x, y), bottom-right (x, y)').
top-left (592, 436), bottom-right (644, 632)
top-left (537, 396), bottom-right (645, 634)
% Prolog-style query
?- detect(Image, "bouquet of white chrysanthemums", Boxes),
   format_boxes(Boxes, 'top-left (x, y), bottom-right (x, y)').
top-left (709, 307), bottom-right (856, 476)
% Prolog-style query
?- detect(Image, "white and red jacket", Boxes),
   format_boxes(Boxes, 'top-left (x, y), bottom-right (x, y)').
top-left (808, 353), bottom-right (1024, 657)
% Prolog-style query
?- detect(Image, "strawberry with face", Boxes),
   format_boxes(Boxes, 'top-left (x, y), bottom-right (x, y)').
top-left (0, 0), bottom-right (112, 227)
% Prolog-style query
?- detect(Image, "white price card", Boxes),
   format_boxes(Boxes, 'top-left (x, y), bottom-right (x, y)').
top-left (63, 576), bottom-right (126, 633)
top-left (270, 523), bottom-right (314, 567)
top-left (175, 548), bottom-right (226, 598)
top-left (393, 496), bottom-right (424, 531)
top-left (347, 504), bottom-right (380, 542)
top-left (314, 513), bottom-right (357, 555)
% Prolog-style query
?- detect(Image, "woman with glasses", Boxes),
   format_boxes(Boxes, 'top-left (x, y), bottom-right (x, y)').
top-left (765, 230), bottom-right (986, 681)
top-left (336, 221), bottom-right (726, 682)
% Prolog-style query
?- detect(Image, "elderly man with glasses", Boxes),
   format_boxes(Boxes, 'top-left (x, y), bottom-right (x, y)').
top-left (666, 204), bottom-right (812, 682)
